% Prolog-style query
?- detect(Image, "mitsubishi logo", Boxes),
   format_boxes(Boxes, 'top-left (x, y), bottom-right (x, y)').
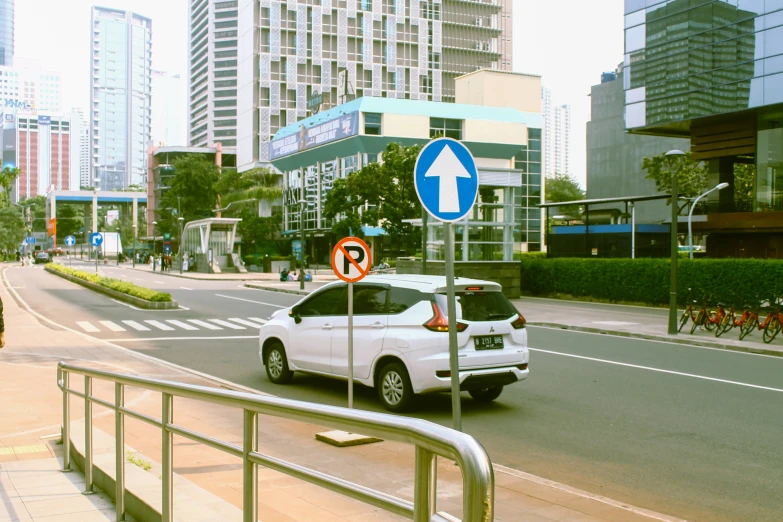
top-left (489, 326), bottom-right (495, 333)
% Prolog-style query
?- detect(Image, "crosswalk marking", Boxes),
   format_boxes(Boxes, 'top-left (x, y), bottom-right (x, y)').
top-left (248, 317), bottom-right (269, 324)
top-left (99, 321), bottom-right (126, 332)
top-left (76, 321), bottom-right (100, 333)
top-left (122, 320), bottom-right (151, 331)
top-left (145, 320), bottom-right (175, 331)
top-left (187, 319), bottom-right (223, 330)
top-left (229, 318), bottom-right (265, 328)
top-left (165, 320), bottom-right (199, 331)
top-left (208, 319), bottom-right (246, 330)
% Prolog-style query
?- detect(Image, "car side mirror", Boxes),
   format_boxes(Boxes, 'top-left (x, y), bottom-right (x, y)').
top-left (290, 305), bottom-right (302, 324)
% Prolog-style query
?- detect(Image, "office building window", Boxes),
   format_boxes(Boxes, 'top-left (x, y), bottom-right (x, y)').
top-left (430, 118), bottom-right (462, 140)
top-left (364, 113), bottom-right (381, 135)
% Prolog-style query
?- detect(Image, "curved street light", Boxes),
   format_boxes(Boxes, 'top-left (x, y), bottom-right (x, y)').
top-left (688, 182), bottom-right (729, 260)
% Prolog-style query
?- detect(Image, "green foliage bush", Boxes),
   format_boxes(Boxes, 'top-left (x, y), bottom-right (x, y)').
top-left (520, 258), bottom-right (783, 306)
top-left (48, 264), bottom-right (172, 302)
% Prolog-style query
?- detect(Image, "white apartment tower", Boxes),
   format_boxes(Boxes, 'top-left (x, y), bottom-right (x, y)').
top-left (69, 108), bottom-right (90, 191)
top-left (231, 0), bottom-right (513, 170)
top-left (543, 87), bottom-right (571, 177)
top-left (90, 7), bottom-right (153, 191)
top-left (0, 58), bottom-right (62, 113)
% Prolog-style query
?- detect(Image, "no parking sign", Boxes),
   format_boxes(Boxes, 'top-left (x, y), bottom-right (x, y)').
top-left (330, 237), bottom-right (372, 283)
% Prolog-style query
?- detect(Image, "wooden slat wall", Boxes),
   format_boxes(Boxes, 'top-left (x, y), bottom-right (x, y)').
top-left (691, 119), bottom-right (755, 160)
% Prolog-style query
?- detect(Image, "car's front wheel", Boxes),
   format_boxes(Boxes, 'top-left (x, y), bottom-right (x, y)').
top-left (377, 362), bottom-right (414, 412)
top-left (264, 342), bottom-right (293, 384)
top-left (468, 386), bottom-right (504, 402)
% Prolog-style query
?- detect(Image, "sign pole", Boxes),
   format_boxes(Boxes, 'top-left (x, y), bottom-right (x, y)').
top-left (348, 281), bottom-right (354, 409)
top-left (444, 222), bottom-right (462, 432)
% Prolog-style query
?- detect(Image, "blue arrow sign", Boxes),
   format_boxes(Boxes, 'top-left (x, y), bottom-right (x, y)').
top-left (90, 232), bottom-right (103, 247)
top-left (65, 235), bottom-right (76, 246)
top-left (25, 236), bottom-right (36, 245)
top-left (414, 138), bottom-right (479, 223)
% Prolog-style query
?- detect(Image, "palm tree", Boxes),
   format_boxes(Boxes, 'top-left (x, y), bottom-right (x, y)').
top-left (0, 166), bottom-right (20, 208)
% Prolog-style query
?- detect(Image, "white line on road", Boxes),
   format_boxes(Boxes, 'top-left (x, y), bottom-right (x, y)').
top-left (112, 336), bottom-right (257, 343)
top-left (122, 320), bottom-right (151, 332)
top-left (145, 320), bottom-right (175, 331)
top-left (187, 319), bottom-right (223, 330)
top-left (165, 320), bottom-right (199, 331)
top-left (76, 321), bottom-right (99, 333)
top-left (215, 294), bottom-right (286, 308)
top-left (228, 318), bottom-right (265, 328)
top-left (180, 287), bottom-right (193, 290)
top-left (528, 347), bottom-right (783, 394)
top-left (209, 319), bottom-right (246, 330)
top-left (99, 321), bottom-right (126, 332)
top-left (154, 281), bottom-right (165, 285)
top-left (248, 317), bottom-right (269, 324)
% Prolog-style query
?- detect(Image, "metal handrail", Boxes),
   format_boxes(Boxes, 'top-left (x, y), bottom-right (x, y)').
top-left (57, 361), bottom-right (494, 522)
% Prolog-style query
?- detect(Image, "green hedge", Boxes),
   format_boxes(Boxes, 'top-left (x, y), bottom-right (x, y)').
top-left (48, 264), bottom-right (173, 303)
top-left (520, 258), bottom-right (783, 306)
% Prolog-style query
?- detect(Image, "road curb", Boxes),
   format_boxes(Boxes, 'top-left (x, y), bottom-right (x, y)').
top-left (244, 282), bottom-right (310, 295)
top-left (528, 321), bottom-right (783, 357)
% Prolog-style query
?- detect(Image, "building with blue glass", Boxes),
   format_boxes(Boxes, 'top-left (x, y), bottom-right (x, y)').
top-left (624, 0), bottom-right (783, 257)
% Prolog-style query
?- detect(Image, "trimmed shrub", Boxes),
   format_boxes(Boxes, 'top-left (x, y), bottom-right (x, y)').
top-left (48, 264), bottom-right (173, 302)
top-left (520, 258), bottom-right (783, 306)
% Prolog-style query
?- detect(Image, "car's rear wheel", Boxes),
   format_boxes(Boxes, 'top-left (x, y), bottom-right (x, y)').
top-left (264, 342), bottom-right (293, 384)
top-left (468, 386), bottom-right (504, 402)
top-left (377, 362), bottom-right (414, 413)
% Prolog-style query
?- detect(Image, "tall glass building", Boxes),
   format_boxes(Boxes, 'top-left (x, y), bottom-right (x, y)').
top-left (0, 0), bottom-right (13, 66)
top-left (90, 7), bottom-right (152, 191)
top-left (624, 0), bottom-right (783, 258)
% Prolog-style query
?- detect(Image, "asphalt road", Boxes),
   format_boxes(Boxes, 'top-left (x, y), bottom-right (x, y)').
top-left (6, 262), bottom-right (783, 521)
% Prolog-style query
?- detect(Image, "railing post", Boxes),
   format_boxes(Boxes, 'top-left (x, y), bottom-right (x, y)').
top-left (83, 376), bottom-right (95, 494)
top-left (414, 447), bottom-right (437, 522)
top-left (162, 393), bottom-right (173, 522)
top-left (115, 383), bottom-right (125, 521)
top-left (243, 409), bottom-right (258, 522)
top-left (61, 369), bottom-right (71, 472)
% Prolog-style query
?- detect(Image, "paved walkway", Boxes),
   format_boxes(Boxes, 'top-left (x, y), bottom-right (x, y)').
top-left (123, 262), bottom-right (339, 282)
top-left (0, 267), bottom-right (684, 521)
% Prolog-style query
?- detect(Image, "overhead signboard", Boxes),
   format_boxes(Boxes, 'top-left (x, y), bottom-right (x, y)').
top-left (38, 115), bottom-right (51, 125)
top-left (268, 111), bottom-right (359, 160)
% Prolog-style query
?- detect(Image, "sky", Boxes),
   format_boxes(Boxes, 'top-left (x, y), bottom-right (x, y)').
top-left (15, 0), bottom-right (625, 188)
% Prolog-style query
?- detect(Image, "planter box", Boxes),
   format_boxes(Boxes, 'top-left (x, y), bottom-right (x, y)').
top-left (46, 267), bottom-right (179, 310)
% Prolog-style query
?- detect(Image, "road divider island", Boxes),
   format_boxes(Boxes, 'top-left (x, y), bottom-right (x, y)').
top-left (45, 264), bottom-right (179, 310)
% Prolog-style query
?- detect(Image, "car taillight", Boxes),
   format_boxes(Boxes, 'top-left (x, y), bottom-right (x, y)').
top-left (423, 302), bottom-right (467, 332)
top-left (511, 313), bottom-right (526, 329)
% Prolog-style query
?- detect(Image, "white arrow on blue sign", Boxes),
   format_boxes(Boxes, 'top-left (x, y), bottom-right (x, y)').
top-left (414, 138), bottom-right (479, 223)
top-left (65, 235), bottom-right (76, 246)
top-left (90, 232), bottom-right (103, 247)
top-left (25, 236), bottom-right (36, 245)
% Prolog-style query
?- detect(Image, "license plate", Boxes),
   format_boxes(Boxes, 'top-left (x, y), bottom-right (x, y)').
top-left (474, 335), bottom-right (504, 350)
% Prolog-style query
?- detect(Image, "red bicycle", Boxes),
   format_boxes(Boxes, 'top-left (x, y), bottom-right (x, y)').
top-left (739, 298), bottom-right (783, 343)
top-left (716, 302), bottom-right (756, 338)
top-left (678, 289), bottom-right (716, 334)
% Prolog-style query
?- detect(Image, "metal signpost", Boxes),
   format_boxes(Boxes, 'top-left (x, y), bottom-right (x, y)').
top-left (65, 235), bottom-right (76, 268)
top-left (331, 236), bottom-right (372, 409)
top-left (414, 138), bottom-right (479, 432)
top-left (90, 233), bottom-right (103, 273)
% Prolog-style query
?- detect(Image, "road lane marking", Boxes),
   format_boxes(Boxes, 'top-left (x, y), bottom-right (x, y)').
top-left (99, 321), bottom-right (126, 332)
top-left (187, 319), bottom-right (222, 330)
top-left (112, 336), bottom-right (257, 343)
top-left (165, 320), bottom-right (199, 331)
top-left (180, 287), bottom-right (193, 290)
top-left (528, 347), bottom-right (783, 394)
top-left (145, 320), bottom-right (175, 331)
top-left (229, 318), bottom-right (265, 328)
top-left (209, 319), bottom-right (246, 330)
top-left (154, 281), bottom-right (165, 285)
top-left (123, 320), bottom-right (151, 331)
top-left (248, 317), bottom-right (269, 324)
top-left (215, 294), bottom-right (286, 308)
top-left (76, 321), bottom-right (99, 333)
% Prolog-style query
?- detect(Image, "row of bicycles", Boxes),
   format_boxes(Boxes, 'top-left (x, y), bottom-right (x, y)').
top-left (678, 288), bottom-right (783, 344)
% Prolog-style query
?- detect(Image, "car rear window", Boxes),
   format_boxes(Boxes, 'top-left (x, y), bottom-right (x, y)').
top-left (436, 291), bottom-right (517, 322)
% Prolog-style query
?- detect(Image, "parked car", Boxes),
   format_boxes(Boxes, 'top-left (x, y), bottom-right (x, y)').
top-left (34, 252), bottom-right (51, 264)
top-left (258, 275), bottom-right (529, 412)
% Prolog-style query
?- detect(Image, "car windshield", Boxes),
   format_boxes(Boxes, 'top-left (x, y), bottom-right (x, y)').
top-left (435, 290), bottom-right (517, 322)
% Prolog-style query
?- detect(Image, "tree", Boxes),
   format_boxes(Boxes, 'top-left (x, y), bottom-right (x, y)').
top-left (0, 207), bottom-right (24, 252)
top-left (733, 164), bottom-right (755, 210)
top-left (545, 173), bottom-right (585, 215)
top-left (158, 155), bottom-right (220, 233)
top-left (642, 152), bottom-right (708, 203)
top-left (323, 142), bottom-right (422, 253)
top-left (0, 166), bottom-right (20, 208)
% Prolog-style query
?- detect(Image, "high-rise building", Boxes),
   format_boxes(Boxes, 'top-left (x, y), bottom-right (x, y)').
top-left (151, 70), bottom-right (186, 147)
top-left (12, 112), bottom-right (72, 201)
top-left (0, 59), bottom-right (62, 113)
top-left (90, 7), bottom-right (152, 191)
top-left (235, 0), bottom-right (513, 170)
top-left (0, 0), bottom-right (13, 66)
top-left (68, 108), bottom-right (90, 191)
top-left (187, 0), bottom-right (239, 149)
top-left (542, 87), bottom-right (571, 177)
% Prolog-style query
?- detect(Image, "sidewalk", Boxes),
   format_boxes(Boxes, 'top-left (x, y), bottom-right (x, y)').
top-left (124, 262), bottom-right (339, 283)
top-left (0, 268), bottom-right (684, 522)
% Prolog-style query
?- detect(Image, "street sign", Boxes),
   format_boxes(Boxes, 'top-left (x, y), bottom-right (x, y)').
top-left (331, 236), bottom-right (372, 409)
top-left (331, 237), bottom-right (372, 283)
top-left (89, 232), bottom-right (103, 247)
top-left (25, 236), bottom-right (36, 245)
top-left (414, 137), bottom-right (479, 223)
top-left (64, 235), bottom-right (76, 246)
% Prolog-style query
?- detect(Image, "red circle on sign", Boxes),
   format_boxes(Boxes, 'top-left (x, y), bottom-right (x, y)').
top-left (331, 237), bottom-right (372, 283)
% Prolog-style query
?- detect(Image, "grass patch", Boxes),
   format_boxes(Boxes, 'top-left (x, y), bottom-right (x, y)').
top-left (127, 451), bottom-right (152, 471)
top-left (47, 263), bottom-right (172, 302)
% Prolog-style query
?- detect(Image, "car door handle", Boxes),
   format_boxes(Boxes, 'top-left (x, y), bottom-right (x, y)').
top-left (322, 324), bottom-right (333, 330)
top-left (371, 323), bottom-right (385, 329)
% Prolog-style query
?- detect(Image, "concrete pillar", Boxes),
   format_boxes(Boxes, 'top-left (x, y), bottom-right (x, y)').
top-left (132, 196), bottom-right (138, 231)
top-left (92, 194), bottom-right (98, 233)
top-left (707, 157), bottom-right (735, 213)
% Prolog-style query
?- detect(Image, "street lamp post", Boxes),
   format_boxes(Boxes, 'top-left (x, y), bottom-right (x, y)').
top-left (298, 199), bottom-right (307, 291)
top-left (688, 183), bottom-right (729, 260)
top-left (665, 150), bottom-right (686, 335)
top-left (178, 217), bottom-right (184, 275)
top-left (116, 227), bottom-right (120, 266)
top-left (132, 224), bottom-right (137, 268)
top-left (152, 221), bottom-right (158, 272)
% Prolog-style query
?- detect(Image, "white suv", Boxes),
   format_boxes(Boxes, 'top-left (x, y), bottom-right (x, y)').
top-left (258, 274), bottom-right (529, 412)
